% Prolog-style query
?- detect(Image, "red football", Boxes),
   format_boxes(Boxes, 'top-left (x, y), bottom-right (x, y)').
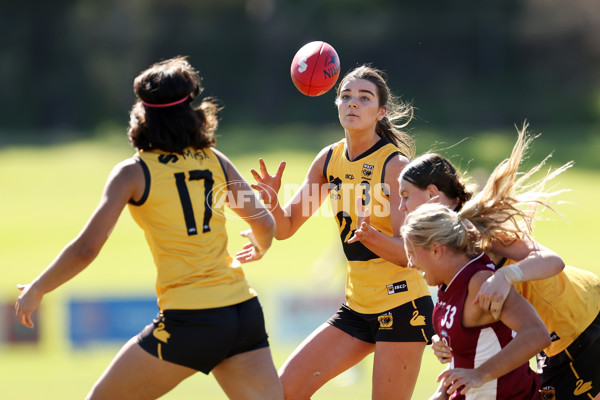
top-left (290, 41), bottom-right (341, 96)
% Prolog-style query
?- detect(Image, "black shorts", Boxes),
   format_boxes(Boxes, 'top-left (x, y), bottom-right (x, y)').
top-left (537, 311), bottom-right (600, 399)
top-left (137, 297), bottom-right (269, 374)
top-left (327, 296), bottom-right (435, 344)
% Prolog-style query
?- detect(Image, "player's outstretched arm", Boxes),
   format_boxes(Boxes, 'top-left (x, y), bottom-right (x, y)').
top-left (214, 150), bottom-right (275, 263)
top-left (15, 159), bottom-right (142, 328)
top-left (251, 147), bottom-right (329, 241)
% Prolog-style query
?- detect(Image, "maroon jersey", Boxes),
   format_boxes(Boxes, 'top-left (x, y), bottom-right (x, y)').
top-left (433, 253), bottom-right (539, 399)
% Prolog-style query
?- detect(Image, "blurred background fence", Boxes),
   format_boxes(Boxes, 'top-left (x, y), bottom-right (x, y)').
top-left (1, 0), bottom-right (599, 137)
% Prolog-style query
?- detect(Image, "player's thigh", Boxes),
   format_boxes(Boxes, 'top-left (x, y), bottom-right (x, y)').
top-left (371, 341), bottom-right (426, 400)
top-left (279, 323), bottom-right (374, 399)
top-left (87, 337), bottom-right (196, 400)
top-left (212, 347), bottom-right (283, 400)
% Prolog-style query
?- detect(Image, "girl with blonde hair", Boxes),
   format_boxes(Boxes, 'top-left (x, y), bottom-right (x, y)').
top-left (397, 125), bottom-right (600, 398)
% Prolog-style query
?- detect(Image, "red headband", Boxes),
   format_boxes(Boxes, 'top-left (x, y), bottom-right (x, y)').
top-left (142, 95), bottom-right (189, 108)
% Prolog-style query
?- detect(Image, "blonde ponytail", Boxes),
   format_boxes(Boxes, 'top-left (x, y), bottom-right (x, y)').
top-left (402, 122), bottom-right (573, 255)
top-left (458, 122), bottom-right (573, 250)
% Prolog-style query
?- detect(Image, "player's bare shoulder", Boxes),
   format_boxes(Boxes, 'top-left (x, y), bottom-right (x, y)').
top-left (388, 151), bottom-right (410, 169)
top-left (111, 157), bottom-right (144, 182)
top-left (469, 269), bottom-right (495, 292)
top-left (210, 147), bottom-right (238, 180)
top-left (108, 157), bottom-right (147, 202)
top-left (307, 143), bottom-right (335, 183)
top-left (382, 152), bottom-right (409, 187)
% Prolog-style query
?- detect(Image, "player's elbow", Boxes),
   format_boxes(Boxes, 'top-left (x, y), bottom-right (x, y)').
top-left (542, 333), bottom-right (552, 350)
top-left (550, 254), bottom-right (566, 274)
top-left (536, 332), bottom-right (553, 353)
top-left (251, 212), bottom-right (276, 237)
top-left (385, 246), bottom-right (408, 267)
top-left (70, 238), bottom-right (102, 265)
top-left (274, 230), bottom-right (293, 241)
top-left (538, 248), bottom-right (565, 275)
top-left (273, 220), bottom-right (297, 240)
top-left (530, 323), bottom-right (553, 352)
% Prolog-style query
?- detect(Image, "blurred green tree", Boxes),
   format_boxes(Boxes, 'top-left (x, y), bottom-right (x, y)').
top-left (0, 0), bottom-right (598, 135)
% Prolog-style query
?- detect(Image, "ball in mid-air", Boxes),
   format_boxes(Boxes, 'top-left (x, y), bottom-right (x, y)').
top-left (290, 41), bottom-right (340, 96)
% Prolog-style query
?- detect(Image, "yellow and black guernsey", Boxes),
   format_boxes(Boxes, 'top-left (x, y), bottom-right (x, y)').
top-left (323, 138), bottom-right (430, 314)
top-left (128, 147), bottom-right (256, 311)
top-left (501, 258), bottom-right (600, 357)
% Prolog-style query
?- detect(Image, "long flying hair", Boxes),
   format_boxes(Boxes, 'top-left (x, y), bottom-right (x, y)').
top-left (401, 122), bottom-right (573, 254)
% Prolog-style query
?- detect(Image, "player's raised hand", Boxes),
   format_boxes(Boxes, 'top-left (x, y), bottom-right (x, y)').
top-left (250, 159), bottom-right (286, 206)
top-left (348, 196), bottom-right (372, 243)
top-left (473, 270), bottom-right (511, 320)
top-left (15, 283), bottom-right (43, 328)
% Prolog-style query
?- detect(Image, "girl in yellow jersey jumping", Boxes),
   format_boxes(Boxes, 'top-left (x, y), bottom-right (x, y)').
top-left (251, 65), bottom-right (434, 400)
top-left (15, 56), bottom-right (284, 400)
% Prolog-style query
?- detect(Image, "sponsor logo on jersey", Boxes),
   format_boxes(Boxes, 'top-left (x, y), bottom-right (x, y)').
top-left (378, 312), bottom-right (393, 329)
top-left (345, 173), bottom-right (354, 180)
top-left (386, 280), bottom-right (408, 295)
top-left (181, 148), bottom-right (207, 160)
top-left (158, 154), bottom-right (179, 164)
top-left (158, 149), bottom-right (208, 164)
top-left (549, 331), bottom-right (561, 342)
top-left (362, 164), bottom-right (374, 180)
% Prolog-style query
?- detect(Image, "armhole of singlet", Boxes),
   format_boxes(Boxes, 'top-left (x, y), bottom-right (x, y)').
top-left (380, 151), bottom-right (404, 197)
top-left (129, 156), bottom-right (150, 206)
top-left (213, 149), bottom-right (229, 183)
top-left (322, 145), bottom-right (335, 181)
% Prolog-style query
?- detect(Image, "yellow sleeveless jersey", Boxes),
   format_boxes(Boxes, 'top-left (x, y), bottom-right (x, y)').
top-left (323, 138), bottom-right (430, 314)
top-left (128, 147), bottom-right (256, 311)
top-left (504, 259), bottom-right (600, 356)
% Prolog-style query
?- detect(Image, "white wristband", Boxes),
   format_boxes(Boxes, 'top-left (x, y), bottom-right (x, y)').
top-left (500, 264), bottom-right (524, 284)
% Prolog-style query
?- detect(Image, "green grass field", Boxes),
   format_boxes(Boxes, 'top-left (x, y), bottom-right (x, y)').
top-left (1, 126), bottom-right (599, 399)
